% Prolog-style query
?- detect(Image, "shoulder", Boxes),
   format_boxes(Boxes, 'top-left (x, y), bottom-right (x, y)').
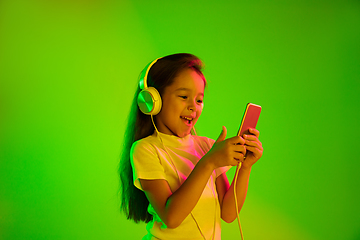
top-left (131, 135), bottom-right (161, 156)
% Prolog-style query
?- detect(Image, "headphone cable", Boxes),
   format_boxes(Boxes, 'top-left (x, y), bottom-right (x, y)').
top-left (150, 115), bottom-right (212, 240)
top-left (233, 162), bottom-right (245, 240)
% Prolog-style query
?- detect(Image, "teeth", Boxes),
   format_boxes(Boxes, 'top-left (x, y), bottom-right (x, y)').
top-left (181, 116), bottom-right (193, 121)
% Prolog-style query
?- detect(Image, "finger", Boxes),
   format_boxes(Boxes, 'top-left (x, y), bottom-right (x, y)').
top-left (245, 141), bottom-right (263, 150)
top-left (233, 144), bottom-right (246, 154)
top-left (243, 134), bottom-right (255, 141)
top-left (233, 147), bottom-right (246, 157)
top-left (228, 135), bottom-right (245, 145)
top-left (244, 134), bottom-right (261, 143)
top-left (248, 128), bottom-right (260, 137)
top-left (245, 145), bottom-right (263, 155)
top-left (244, 139), bottom-right (262, 148)
top-left (235, 152), bottom-right (246, 160)
top-left (216, 126), bottom-right (227, 143)
top-left (234, 153), bottom-right (245, 162)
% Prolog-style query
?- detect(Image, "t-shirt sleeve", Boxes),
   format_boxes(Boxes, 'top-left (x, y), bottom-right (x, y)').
top-left (130, 140), bottom-right (167, 191)
top-left (203, 137), bottom-right (231, 178)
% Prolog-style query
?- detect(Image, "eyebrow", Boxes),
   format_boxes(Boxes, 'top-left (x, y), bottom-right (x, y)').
top-left (175, 88), bottom-right (204, 96)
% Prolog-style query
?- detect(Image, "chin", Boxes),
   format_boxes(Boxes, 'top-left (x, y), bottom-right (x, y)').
top-left (177, 131), bottom-right (190, 138)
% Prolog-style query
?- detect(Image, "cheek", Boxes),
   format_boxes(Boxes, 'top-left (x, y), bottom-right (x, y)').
top-left (196, 107), bottom-right (203, 118)
top-left (198, 103), bottom-right (204, 112)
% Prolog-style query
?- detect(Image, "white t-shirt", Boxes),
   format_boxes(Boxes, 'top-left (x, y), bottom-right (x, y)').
top-left (131, 131), bottom-right (230, 240)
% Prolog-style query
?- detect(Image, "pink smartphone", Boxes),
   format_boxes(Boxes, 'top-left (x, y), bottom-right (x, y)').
top-left (237, 103), bottom-right (262, 137)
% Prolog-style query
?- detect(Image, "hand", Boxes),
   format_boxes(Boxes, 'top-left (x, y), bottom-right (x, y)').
top-left (241, 128), bottom-right (263, 168)
top-left (204, 126), bottom-right (246, 169)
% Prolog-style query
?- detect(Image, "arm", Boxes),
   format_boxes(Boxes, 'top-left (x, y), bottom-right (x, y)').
top-left (216, 166), bottom-right (251, 223)
top-left (140, 126), bottom-right (245, 228)
top-left (216, 128), bottom-right (263, 223)
top-left (140, 157), bottom-right (214, 228)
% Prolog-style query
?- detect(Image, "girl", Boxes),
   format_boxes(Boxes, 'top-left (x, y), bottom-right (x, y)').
top-left (119, 53), bottom-right (263, 240)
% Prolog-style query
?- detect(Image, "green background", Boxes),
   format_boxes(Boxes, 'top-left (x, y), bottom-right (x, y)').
top-left (1, 0), bottom-right (359, 239)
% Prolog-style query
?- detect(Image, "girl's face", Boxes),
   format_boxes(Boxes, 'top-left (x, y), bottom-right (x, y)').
top-left (155, 68), bottom-right (205, 138)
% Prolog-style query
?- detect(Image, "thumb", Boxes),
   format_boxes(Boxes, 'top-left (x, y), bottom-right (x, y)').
top-left (216, 126), bottom-right (227, 143)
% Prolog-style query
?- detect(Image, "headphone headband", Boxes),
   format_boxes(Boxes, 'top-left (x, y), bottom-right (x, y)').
top-left (139, 58), bottom-right (160, 90)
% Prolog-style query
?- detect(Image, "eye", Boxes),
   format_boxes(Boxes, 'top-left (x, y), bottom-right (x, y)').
top-left (197, 99), bottom-right (203, 104)
top-left (179, 96), bottom-right (187, 99)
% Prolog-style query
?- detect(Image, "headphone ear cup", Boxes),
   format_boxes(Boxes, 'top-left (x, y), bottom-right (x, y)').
top-left (137, 87), bottom-right (162, 115)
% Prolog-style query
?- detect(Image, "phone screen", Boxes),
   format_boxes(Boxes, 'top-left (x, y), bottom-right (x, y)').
top-left (237, 103), bottom-right (262, 137)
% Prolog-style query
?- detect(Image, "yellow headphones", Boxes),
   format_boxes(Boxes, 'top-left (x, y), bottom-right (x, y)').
top-left (137, 58), bottom-right (162, 115)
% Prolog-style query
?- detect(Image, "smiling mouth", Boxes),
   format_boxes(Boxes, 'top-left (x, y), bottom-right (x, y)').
top-left (180, 116), bottom-right (193, 124)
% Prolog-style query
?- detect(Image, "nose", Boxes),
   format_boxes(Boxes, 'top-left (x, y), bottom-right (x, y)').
top-left (188, 99), bottom-right (196, 111)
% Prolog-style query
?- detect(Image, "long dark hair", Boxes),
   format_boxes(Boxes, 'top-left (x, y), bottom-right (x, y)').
top-left (119, 53), bottom-right (206, 223)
